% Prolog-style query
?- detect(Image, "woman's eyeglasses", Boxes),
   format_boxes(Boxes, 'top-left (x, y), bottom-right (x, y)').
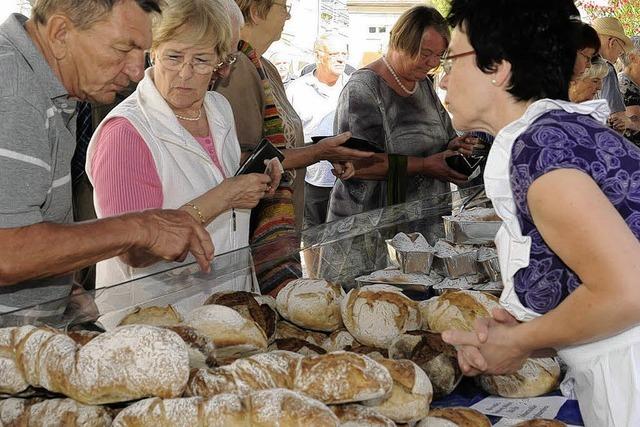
top-left (157, 53), bottom-right (237, 75)
top-left (440, 50), bottom-right (476, 74)
top-left (273, 1), bottom-right (292, 14)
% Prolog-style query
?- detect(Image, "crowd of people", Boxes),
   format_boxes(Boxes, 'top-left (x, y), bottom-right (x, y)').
top-left (0, 0), bottom-right (639, 425)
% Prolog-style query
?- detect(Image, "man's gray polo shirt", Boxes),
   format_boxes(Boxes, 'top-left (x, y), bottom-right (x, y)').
top-left (0, 14), bottom-right (76, 318)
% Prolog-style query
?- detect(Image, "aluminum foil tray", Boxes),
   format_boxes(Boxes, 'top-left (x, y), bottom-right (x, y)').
top-left (355, 269), bottom-right (441, 295)
top-left (443, 208), bottom-right (502, 245)
top-left (385, 238), bottom-right (435, 274)
top-left (433, 250), bottom-right (478, 278)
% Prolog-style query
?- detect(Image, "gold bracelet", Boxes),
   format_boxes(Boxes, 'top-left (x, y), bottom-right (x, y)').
top-left (184, 202), bottom-right (206, 224)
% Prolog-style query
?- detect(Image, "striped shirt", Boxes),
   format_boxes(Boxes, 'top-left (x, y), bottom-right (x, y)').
top-left (0, 14), bottom-right (75, 317)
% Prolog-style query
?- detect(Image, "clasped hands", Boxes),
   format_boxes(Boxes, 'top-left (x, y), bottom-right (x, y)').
top-left (441, 307), bottom-right (531, 377)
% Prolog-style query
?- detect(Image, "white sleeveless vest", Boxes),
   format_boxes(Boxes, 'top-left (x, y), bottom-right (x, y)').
top-left (86, 68), bottom-right (251, 288)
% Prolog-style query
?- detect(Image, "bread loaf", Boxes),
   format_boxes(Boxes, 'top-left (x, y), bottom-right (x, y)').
top-left (268, 338), bottom-right (327, 356)
top-left (186, 350), bottom-right (302, 397)
top-left (478, 358), bottom-right (561, 398)
top-left (421, 290), bottom-right (501, 332)
top-left (117, 305), bottom-right (182, 327)
top-left (331, 404), bottom-right (395, 426)
top-left (274, 320), bottom-right (327, 346)
top-left (513, 420), bottom-right (566, 427)
top-left (0, 397), bottom-right (113, 427)
top-left (113, 389), bottom-right (339, 427)
top-left (388, 332), bottom-right (461, 398)
top-left (276, 279), bottom-right (345, 332)
top-left (345, 344), bottom-right (388, 360)
top-left (416, 407), bottom-right (492, 427)
top-left (321, 329), bottom-right (356, 352)
top-left (164, 325), bottom-right (217, 368)
top-left (0, 327), bottom-right (29, 395)
top-left (185, 305), bottom-right (268, 360)
top-left (341, 285), bottom-right (420, 348)
top-left (293, 351), bottom-right (393, 404)
top-left (13, 325), bottom-right (189, 404)
top-left (249, 388), bottom-right (339, 426)
top-left (364, 359), bottom-right (432, 423)
top-left (203, 291), bottom-right (277, 341)
top-left (112, 394), bottom-right (248, 426)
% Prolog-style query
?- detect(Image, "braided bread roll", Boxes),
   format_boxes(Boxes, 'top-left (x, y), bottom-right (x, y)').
top-left (5, 325), bottom-right (189, 404)
top-left (0, 397), bottom-right (112, 427)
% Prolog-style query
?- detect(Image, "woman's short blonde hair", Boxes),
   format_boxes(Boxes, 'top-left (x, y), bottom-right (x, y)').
top-left (579, 57), bottom-right (609, 80)
top-left (234, 0), bottom-right (275, 25)
top-left (389, 5), bottom-right (449, 58)
top-left (151, 0), bottom-right (232, 59)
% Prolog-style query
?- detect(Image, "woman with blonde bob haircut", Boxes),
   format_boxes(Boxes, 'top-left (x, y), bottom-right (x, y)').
top-left (86, 0), bottom-right (278, 287)
top-left (569, 56), bottom-right (609, 103)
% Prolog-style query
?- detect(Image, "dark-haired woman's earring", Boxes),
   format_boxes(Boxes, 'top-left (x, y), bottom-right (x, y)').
top-left (491, 79), bottom-right (498, 86)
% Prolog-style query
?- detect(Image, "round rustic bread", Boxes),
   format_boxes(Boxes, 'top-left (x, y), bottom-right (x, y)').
top-left (276, 279), bottom-right (345, 332)
top-left (416, 407), bottom-right (492, 427)
top-left (341, 285), bottom-right (420, 348)
top-left (478, 358), bottom-right (561, 398)
top-left (117, 305), bottom-right (182, 327)
top-left (203, 291), bottom-right (276, 341)
top-left (420, 290), bottom-right (501, 332)
top-left (389, 332), bottom-right (461, 398)
top-left (185, 305), bottom-right (268, 359)
top-left (293, 351), bottom-right (393, 404)
top-left (364, 358), bottom-right (432, 423)
top-left (331, 404), bottom-right (395, 426)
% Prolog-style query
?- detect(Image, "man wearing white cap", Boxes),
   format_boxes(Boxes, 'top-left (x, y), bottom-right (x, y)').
top-left (591, 16), bottom-right (633, 133)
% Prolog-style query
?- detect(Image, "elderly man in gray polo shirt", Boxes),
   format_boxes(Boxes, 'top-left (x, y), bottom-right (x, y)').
top-left (0, 0), bottom-right (215, 317)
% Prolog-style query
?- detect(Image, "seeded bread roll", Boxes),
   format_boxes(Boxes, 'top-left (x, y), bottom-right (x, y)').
top-left (420, 290), bottom-right (501, 332)
top-left (416, 407), bottom-right (492, 427)
top-left (341, 285), bottom-right (420, 348)
top-left (185, 305), bottom-right (268, 360)
top-left (364, 359), bottom-right (432, 423)
top-left (113, 390), bottom-right (340, 427)
top-left (268, 338), bottom-right (327, 356)
top-left (293, 351), bottom-right (393, 404)
top-left (478, 358), bottom-right (561, 398)
top-left (276, 279), bottom-right (346, 332)
top-left (203, 291), bottom-right (277, 341)
top-left (9, 325), bottom-right (189, 405)
top-left (331, 404), bottom-right (395, 427)
top-left (388, 332), bottom-right (461, 398)
top-left (117, 305), bottom-right (182, 327)
top-left (0, 397), bottom-right (113, 427)
top-left (274, 320), bottom-right (327, 347)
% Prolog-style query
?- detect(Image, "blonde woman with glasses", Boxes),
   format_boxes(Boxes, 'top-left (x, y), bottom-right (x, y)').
top-left (86, 0), bottom-right (278, 287)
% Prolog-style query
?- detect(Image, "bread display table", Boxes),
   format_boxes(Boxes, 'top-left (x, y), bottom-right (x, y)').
top-left (0, 185), bottom-right (586, 426)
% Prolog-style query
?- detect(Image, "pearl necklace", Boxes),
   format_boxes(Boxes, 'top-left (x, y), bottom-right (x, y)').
top-left (175, 108), bottom-right (202, 121)
top-left (382, 56), bottom-right (418, 95)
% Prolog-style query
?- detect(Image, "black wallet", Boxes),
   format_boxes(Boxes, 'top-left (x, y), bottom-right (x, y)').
top-left (235, 138), bottom-right (285, 176)
top-left (310, 135), bottom-right (384, 153)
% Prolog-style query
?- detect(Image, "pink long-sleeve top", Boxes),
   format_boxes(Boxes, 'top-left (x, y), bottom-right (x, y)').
top-left (91, 117), bottom-right (226, 217)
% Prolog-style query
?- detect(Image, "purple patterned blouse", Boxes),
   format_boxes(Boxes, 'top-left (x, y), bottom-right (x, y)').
top-left (510, 109), bottom-right (640, 314)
